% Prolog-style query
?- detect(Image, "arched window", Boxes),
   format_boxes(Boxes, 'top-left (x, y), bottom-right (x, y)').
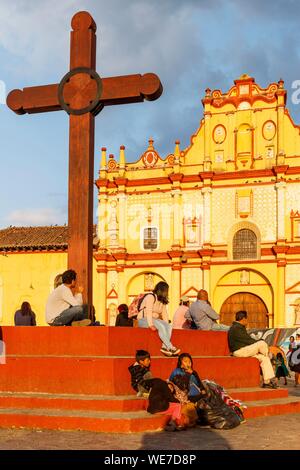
top-left (143, 227), bottom-right (158, 250)
top-left (233, 229), bottom-right (257, 260)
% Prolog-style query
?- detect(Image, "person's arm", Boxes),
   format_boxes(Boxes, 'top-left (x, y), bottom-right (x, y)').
top-left (144, 294), bottom-right (156, 329)
top-left (31, 312), bottom-right (36, 326)
top-left (115, 314), bottom-right (120, 326)
top-left (235, 326), bottom-right (256, 346)
top-left (184, 308), bottom-right (192, 321)
top-left (61, 286), bottom-right (83, 307)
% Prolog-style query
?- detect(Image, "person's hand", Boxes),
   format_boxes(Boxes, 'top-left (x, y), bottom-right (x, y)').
top-left (149, 325), bottom-right (157, 331)
top-left (77, 286), bottom-right (84, 294)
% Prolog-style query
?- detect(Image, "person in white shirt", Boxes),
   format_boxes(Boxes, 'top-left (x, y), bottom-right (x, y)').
top-left (45, 269), bottom-right (90, 326)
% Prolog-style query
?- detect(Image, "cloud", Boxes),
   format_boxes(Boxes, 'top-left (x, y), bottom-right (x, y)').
top-left (6, 208), bottom-right (67, 226)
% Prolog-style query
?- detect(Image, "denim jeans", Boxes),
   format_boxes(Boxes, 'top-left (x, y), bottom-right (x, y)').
top-left (211, 323), bottom-right (230, 331)
top-left (138, 317), bottom-right (173, 350)
top-left (50, 305), bottom-right (88, 326)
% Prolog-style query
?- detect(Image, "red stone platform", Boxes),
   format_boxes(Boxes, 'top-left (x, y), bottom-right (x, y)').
top-left (0, 326), bottom-right (299, 433)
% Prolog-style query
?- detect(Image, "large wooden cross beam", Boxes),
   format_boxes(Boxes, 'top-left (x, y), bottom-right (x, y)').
top-left (7, 11), bottom-right (162, 312)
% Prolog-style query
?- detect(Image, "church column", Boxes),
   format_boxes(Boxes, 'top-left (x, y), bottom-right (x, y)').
top-left (116, 192), bottom-right (127, 252)
top-left (203, 90), bottom-right (212, 171)
top-left (275, 181), bottom-right (286, 242)
top-left (227, 111), bottom-right (235, 162)
top-left (202, 264), bottom-right (211, 298)
top-left (201, 187), bottom-right (213, 246)
top-left (275, 261), bottom-right (286, 327)
top-left (96, 266), bottom-right (107, 324)
top-left (170, 261), bottom-right (182, 321)
top-left (201, 186), bottom-right (213, 296)
top-left (273, 179), bottom-right (288, 327)
top-left (171, 188), bottom-right (183, 248)
top-left (113, 260), bottom-right (128, 304)
top-left (276, 80), bottom-right (286, 165)
top-left (98, 147), bottom-right (108, 251)
top-left (98, 193), bottom-right (108, 250)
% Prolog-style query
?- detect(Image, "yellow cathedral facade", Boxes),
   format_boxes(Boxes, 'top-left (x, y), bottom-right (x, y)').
top-left (1, 74), bottom-right (300, 328)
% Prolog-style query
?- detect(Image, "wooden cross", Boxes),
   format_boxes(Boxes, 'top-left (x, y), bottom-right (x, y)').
top-left (7, 11), bottom-right (162, 312)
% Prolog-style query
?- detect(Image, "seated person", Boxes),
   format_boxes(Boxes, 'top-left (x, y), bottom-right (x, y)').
top-left (14, 301), bottom-right (36, 326)
top-left (185, 289), bottom-right (229, 331)
top-left (169, 352), bottom-right (206, 402)
top-left (115, 304), bottom-right (133, 327)
top-left (172, 296), bottom-right (191, 329)
top-left (45, 269), bottom-right (90, 327)
top-left (228, 311), bottom-right (278, 389)
top-left (128, 349), bottom-right (153, 397)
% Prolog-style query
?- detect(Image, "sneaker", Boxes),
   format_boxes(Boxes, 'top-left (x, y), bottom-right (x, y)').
top-left (160, 347), bottom-right (173, 357)
top-left (71, 319), bottom-right (91, 327)
top-left (169, 347), bottom-right (181, 356)
top-left (262, 382), bottom-right (278, 389)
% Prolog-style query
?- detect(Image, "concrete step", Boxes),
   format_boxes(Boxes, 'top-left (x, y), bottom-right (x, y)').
top-left (0, 326), bottom-right (230, 357)
top-left (0, 394), bottom-right (299, 433)
top-left (0, 356), bottom-right (260, 394)
top-left (0, 387), bottom-right (288, 412)
top-left (0, 407), bottom-right (168, 433)
top-left (244, 396), bottom-right (300, 419)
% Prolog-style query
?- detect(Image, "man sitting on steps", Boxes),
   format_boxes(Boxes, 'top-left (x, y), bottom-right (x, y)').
top-left (228, 310), bottom-right (278, 389)
top-left (45, 269), bottom-right (90, 327)
top-left (185, 289), bottom-right (229, 331)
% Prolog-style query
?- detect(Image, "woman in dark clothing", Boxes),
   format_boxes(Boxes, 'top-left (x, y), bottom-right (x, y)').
top-left (115, 304), bottom-right (133, 327)
top-left (14, 302), bottom-right (36, 326)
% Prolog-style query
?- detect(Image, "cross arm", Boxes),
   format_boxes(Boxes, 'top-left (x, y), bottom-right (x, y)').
top-left (100, 73), bottom-right (163, 106)
top-left (7, 72), bottom-right (162, 115)
top-left (6, 84), bottom-right (61, 115)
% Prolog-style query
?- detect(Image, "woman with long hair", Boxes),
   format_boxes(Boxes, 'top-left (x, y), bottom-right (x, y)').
top-left (137, 281), bottom-right (180, 357)
top-left (14, 301), bottom-right (36, 326)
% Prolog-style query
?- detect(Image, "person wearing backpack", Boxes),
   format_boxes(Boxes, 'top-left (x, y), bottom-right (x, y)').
top-left (137, 281), bottom-right (180, 357)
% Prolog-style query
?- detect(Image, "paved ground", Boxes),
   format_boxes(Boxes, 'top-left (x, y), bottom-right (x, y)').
top-left (0, 412), bottom-right (299, 450)
top-left (0, 382), bottom-right (299, 451)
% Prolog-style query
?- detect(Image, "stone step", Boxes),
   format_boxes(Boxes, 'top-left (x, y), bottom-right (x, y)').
top-left (0, 387), bottom-right (288, 412)
top-left (244, 396), bottom-right (300, 419)
top-left (0, 394), bottom-right (299, 433)
top-left (0, 407), bottom-right (168, 433)
top-left (0, 356), bottom-right (260, 394)
top-left (0, 326), bottom-right (230, 357)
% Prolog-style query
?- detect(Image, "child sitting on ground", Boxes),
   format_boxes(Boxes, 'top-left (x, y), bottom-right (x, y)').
top-left (128, 350), bottom-right (153, 397)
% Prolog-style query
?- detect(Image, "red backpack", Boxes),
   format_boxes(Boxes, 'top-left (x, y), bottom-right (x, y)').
top-left (128, 293), bottom-right (155, 319)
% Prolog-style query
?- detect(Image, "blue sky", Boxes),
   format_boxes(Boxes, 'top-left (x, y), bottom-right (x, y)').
top-left (1, 0), bottom-right (300, 228)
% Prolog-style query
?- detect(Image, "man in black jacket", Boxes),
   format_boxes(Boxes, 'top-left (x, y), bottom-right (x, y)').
top-left (228, 311), bottom-right (277, 389)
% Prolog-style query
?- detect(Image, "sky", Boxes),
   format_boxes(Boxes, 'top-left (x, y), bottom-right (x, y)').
top-left (1, 0), bottom-right (300, 228)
